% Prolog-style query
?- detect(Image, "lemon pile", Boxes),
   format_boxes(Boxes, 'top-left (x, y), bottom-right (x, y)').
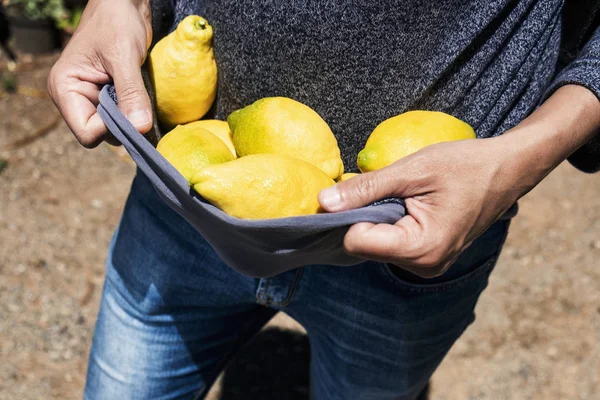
top-left (150, 15), bottom-right (476, 220)
top-left (156, 95), bottom-right (341, 219)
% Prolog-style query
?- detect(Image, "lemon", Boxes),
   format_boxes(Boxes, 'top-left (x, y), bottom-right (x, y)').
top-left (191, 154), bottom-right (335, 219)
top-left (337, 173), bottom-right (360, 182)
top-left (157, 124), bottom-right (234, 183)
top-left (149, 15), bottom-right (217, 128)
top-left (183, 120), bottom-right (237, 158)
top-left (357, 111), bottom-right (475, 172)
top-left (227, 97), bottom-right (344, 180)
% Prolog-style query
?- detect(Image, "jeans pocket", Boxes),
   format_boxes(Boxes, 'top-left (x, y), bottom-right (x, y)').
top-left (377, 253), bottom-right (500, 294)
top-left (376, 219), bottom-right (511, 294)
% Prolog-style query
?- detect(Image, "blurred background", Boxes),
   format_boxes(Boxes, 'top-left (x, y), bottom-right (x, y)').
top-left (1, 1), bottom-right (599, 399)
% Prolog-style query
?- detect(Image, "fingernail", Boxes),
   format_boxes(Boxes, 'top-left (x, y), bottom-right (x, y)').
top-left (320, 186), bottom-right (342, 210)
top-left (127, 110), bottom-right (151, 129)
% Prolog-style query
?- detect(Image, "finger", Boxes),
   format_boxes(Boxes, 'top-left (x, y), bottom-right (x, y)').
top-left (344, 218), bottom-right (448, 277)
top-left (319, 166), bottom-right (412, 212)
top-left (105, 50), bottom-right (152, 133)
top-left (76, 81), bottom-right (102, 105)
top-left (54, 86), bottom-right (108, 148)
top-left (344, 215), bottom-right (422, 263)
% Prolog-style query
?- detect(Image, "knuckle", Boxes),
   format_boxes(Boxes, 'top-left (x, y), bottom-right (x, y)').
top-left (343, 228), bottom-right (365, 255)
top-left (46, 70), bottom-right (55, 97)
top-left (352, 175), bottom-right (380, 201)
top-left (74, 52), bottom-right (99, 74)
top-left (411, 155), bottom-right (433, 178)
top-left (70, 125), bottom-right (103, 149)
top-left (105, 39), bottom-right (142, 66)
top-left (46, 65), bottom-right (62, 102)
top-left (401, 151), bottom-right (437, 181)
top-left (103, 43), bottom-right (123, 64)
top-left (116, 83), bottom-right (143, 105)
top-left (343, 235), bottom-right (358, 255)
top-left (76, 132), bottom-right (101, 149)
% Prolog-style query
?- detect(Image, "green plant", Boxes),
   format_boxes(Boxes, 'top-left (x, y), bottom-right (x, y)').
top-left (57, 6), bottom-right (82, 32)
top-left (7, 0), bottom-right (67, 23)
top-left (1, 72), bottom-right (17, 93)
top-left (0, 158), bottom-right (8, 176)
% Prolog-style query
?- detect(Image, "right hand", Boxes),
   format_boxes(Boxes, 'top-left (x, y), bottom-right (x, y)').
top-left (47, 0), bottom-right (153, 148)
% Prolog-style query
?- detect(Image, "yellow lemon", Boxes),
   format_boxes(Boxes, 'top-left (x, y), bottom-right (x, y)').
top-left (157, 124), bottom-right (234, 183)
top-left (149, 15), bottom-right (217, 128)
top-left (183, 120), bottom-right (237, 158)
top-left (336, 173), bottom-right (360, 182)
top-left (227, 97), bottom-right (344, 180)
top-left (190, 154), bottom-right (335, 219)
top-left (357, 111), bottom-right (476, 172)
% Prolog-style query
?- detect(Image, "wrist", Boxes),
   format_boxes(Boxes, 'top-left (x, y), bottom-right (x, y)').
top-left (84, 0), bottom-right (152, 25)
top-left (495, 85), bottom-right (600, 194)
top-left (89, 0), bottom-right (149, 7)
top-left (510, 85), bottom-right (600, 160)
top-left (81, 0), bottom-right (152, 49)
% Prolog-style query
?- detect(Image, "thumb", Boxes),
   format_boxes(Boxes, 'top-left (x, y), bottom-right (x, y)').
top-left (106, 52), bottom-right (153, 133)
top-left (319, 168), bottom-right (409, 212)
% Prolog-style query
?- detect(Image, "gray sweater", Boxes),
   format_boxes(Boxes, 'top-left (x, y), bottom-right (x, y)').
top-left (149, 0), bottom-right (600, 173)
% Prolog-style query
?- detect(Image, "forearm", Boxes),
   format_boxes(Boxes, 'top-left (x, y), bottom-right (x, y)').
top-left (81, 0), bottom-right (176, 49)
top-left (77, 0), bottom-right (153, 44)
top-left (497, 85), bottom-right (600, 196)
top-left (544, 24), bottom-right (600, 173)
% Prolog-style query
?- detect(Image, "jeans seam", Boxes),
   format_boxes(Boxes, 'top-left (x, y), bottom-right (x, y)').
top-left (278, 267), bottom-right (305, 307)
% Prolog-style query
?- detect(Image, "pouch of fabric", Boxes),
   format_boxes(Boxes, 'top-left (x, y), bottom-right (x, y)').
top-left (97, 85), bottom-right (406, 277)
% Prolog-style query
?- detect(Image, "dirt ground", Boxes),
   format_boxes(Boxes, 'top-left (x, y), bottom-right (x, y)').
top-left (1, 53), bottom-right (599, 400)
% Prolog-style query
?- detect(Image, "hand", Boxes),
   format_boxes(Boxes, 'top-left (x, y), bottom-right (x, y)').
top-left (47, 0), bottom-right (153, 148)
top-left (319, 85), bottom-right (600, 278)
top-left (319, 138), bottom-right (522, 278)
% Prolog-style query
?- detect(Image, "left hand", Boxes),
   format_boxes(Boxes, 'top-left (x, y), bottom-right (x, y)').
top-left (319, 137), bottom-right (524, 278)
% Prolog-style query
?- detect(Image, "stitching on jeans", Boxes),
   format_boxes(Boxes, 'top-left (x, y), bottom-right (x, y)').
top-left (378, 221), bottom-right (511, 294)
top-left (278, 267), bottom-right (305, 307)
top-left (379, 255), bottom-right (498, 294)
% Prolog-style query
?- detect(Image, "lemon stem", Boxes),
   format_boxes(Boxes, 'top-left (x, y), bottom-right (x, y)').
top-left (195, 19), bottom-right (207, 30)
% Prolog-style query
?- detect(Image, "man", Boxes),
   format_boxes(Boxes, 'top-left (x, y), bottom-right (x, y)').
top-left (47, 0), bottom-right (600, 399)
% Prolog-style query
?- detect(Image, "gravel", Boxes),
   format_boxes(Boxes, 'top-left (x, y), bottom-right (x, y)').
top-left (1, 53), bottom-right (599, 400)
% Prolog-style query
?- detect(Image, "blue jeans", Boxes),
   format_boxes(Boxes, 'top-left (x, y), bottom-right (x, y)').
top-left (84, 172), bottom-right (511, 400)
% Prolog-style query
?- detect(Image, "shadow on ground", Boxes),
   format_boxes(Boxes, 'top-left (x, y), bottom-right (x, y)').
top-left (218, 328), bottom-right (310, 400)
top-left (216, 327), bottom-right (430, 400)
